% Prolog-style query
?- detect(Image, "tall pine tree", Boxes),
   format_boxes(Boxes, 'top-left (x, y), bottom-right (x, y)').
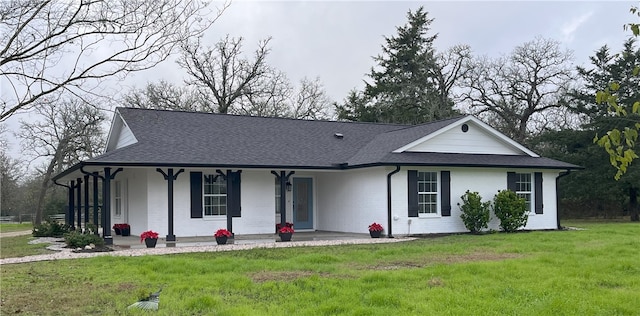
top-left (336, 7), bottom-right (458, 124)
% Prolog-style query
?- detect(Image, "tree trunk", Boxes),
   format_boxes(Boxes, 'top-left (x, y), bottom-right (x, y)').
top-left (34, 142), bottom-right (65, 225)
top-left (629, 186), bottom-right (639, 222)
top-left (34, 159), bottom-right (56, 225)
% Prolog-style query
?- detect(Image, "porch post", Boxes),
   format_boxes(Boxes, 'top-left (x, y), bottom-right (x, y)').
top-left (271, 170), bottom-right (294, 229)
top-left (279, 171), bottom-right (287, 227)
top-left (156, 168), bottom-right (184, 242)
top-left (83, 174), bottom-right (90, 226)
top-left (102, 167), bottom-right (123, 245)
top-left (101, 175), bottom-right (107, 238)
top-left (76, 177), bottom-right (82, 229)
top-left (92, 173), bottom-right (99, 235)
top-left (67, 180), bottom-right (75, 227)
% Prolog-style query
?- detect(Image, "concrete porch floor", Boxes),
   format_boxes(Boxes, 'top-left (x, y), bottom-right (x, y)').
top-left (112, 231), bottom-right (375, 249)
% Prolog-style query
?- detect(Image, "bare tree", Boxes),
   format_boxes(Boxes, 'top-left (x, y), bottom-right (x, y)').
top-left (175, 35), bottom-right (333, 119)
top-left (18, 98), bottom-right (105, 224)
top-left (237, 69), bottom-right (293, 117)
top-left (458, 37), bottom-right (575, 144)
top-left (0, 0), bottom-right (229, 121)
top-left (291, 77), bottom-right (332, 119)
top-left (437, 44), bottom-right (472, 109)
top-left (124, 80), bottom-right (204, 111)
top-left (179, 35), bottom-right (272, 114)
top-left (0, 124), bottom-right (23, 217)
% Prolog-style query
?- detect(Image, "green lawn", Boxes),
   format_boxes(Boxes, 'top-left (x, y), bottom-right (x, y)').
top-left (0, 235), bottom-right (56, 259)
top-left (0, 223), bottom-right (32, 233)
top-left (1, 222), bottom-right (638, 315)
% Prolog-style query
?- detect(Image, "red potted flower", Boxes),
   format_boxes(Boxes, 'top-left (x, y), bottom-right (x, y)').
top-left (140, 230), bottom-right (159, 248)
top-left (368, 222), bottom-right (383, 238)
top-left (278, 225), bottom-right (294, 242)
top-left (113, 223), bottom-right (131, 236)
top-left (275, 222), bottom-right (294, 233)
top-left (214, 229), bottom-right (232, 245)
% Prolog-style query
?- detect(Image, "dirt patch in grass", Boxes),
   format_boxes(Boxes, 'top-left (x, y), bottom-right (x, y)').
top-left (369, 252), bottom-right (522, 270)
top-left (250, 271), bottom-right (333, 283)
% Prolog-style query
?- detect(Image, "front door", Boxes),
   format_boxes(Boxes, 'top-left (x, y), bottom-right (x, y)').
top-left (293, 177), bottom-right (313, 230)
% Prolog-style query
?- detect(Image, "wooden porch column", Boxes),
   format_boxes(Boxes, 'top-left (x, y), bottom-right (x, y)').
top-left (101, 167), bottom-right (123, 245)
top-left (76, 177), bottom-right (82, 229)
top-left (92, 173), bottom-right (100, 235)
top-left (83, 174), bottom-right (90, 226)
top-left (156, 168), bottom-right (184, 242)
top-left (67, 180), bottom-right (75, 227)
top-left (271, 170), bottom-right (294, 229)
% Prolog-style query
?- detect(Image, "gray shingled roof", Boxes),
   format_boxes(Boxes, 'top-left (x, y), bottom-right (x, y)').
top-left (93, 108), bottom-right (404, 168)
top-left (57, 107), bottom-right (578, 178)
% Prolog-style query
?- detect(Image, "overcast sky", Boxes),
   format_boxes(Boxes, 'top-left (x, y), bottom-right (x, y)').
top-left (123, 0), bottom-right (637, 103)
top-left (3, 0), bottom-right (639, 161)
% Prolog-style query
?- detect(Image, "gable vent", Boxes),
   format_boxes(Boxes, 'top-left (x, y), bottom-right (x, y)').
top-left (334, 133), bottom-right (344, 139)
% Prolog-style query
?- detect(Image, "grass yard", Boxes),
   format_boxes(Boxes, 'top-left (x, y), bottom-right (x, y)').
top-left (0, 223), bottom-right (33, 233)
top-left (0, 235), bottom-right (56, 259)
top-left (1, 222), bottom-right (638, 315)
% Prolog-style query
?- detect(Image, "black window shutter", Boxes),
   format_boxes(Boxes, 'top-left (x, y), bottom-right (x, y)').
top-left (534, 172), bottom-right (543, 214)
top-left (190, 172), bottom-right (203, 218)
top-left (507, 172), bottom-right (517, 192)
top-left (229, 171), bottom-right (242, 217)
top-left (441, 171), bottom-right (451, 216)
top-left (407, 170), bottom-right (418, 217)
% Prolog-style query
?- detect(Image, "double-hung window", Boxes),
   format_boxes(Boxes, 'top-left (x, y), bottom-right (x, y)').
top-left (204, 175), bottom-right (227, 216)
top-left (508, 172), bottom-right (543, 214)
top-left (418, 171), bottom-right (438, 215)
top-left (408, 170), bottom-right (451, 217)
top-left (515, 173), bottom-right (532, 212)
top-left (190, 171), bottom-right (241, 219)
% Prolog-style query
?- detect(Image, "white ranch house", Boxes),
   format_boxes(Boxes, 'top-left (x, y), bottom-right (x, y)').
top-left (53, 108), bottom-right (579, 244)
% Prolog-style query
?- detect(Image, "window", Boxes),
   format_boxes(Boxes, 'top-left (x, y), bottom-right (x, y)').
top-left (275, 179), bottom-right (281, 214)
top-left (515, 173), bottom-right (532, 212)
top-left (191, 171), bottom-right (241, 219)
top-left (204, 175), bottom-right (226, 216)
top-left (418, 171), bottom-right (438, 214)
top-left (114, 181), bottom-right (122, 217)
top-left (408, 170), bottom-right (450, 217)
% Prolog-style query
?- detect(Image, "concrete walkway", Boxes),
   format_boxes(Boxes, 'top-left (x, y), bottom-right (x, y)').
top-left (0, 230), bottom-right (32, 238)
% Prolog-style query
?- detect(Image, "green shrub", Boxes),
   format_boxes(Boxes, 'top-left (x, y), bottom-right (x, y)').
top-left (493, 190), bottom-right (528, 232)
top-left (32, 221), bottom-right (71, 237)
top-left (64, 231), bottom-right (105, 248)
top-left (459, 190), bottom-right (491, 234)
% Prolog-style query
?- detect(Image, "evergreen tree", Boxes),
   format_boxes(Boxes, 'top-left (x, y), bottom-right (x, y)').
top-left (540, 39), bottom-right (640, 221)
top-left (336, 7), bottom-right (458, 124)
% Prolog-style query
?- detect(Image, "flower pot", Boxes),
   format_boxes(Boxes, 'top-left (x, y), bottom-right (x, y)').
top-left (215, 236), bottom-right (228, 245)
top-left (145, 237), bottom-right (158, 248)
top-left (121, 228), bottom-right (130, 237)
top-left (369, 230), bottom-right (382, 238)
top-left (279, 232), bottom-right (292, 242)
top-left (114, 228), bottom-right (122, 235)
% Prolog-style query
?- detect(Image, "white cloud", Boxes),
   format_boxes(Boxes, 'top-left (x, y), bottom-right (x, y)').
top-left (562, 11), bottom-right (594, 42)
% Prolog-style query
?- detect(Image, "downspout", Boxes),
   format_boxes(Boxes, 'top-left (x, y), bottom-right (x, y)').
top-left (556, 170), bottom-right (571, 230)
top-left (387, 165), bottom-right (401, 238)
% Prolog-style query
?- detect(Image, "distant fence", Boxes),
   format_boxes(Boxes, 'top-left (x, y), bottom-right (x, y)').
top-left (49, 214), bottom-right (66, 221)
top-left (0, 213), bottom-right (33, 223)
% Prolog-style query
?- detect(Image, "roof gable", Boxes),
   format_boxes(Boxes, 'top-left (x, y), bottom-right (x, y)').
top-left (393, 116), bottom-right (538, 157)
top-left (105, 109), bottom-right (138, 152)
